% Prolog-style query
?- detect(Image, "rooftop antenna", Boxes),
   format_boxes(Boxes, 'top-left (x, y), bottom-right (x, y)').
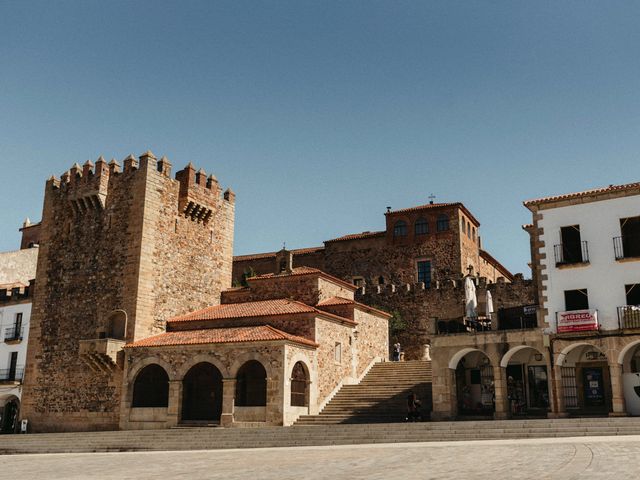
top-left (428, 194), bottom-right (436, 205)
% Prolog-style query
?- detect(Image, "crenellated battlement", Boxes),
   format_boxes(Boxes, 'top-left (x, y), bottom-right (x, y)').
top-left (46, 150), bottom-right (234, 223)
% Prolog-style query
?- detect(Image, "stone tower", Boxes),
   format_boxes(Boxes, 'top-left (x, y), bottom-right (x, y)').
top-left (20, 151), bottom-right (235, 432)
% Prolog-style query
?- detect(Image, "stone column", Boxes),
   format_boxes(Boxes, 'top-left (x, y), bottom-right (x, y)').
top-left (220, 378), bottom-right (236, 427)
top-left (166, 380), bottom-right (181, 428)
top-left (550, 364), bottom-right (568, 418)
top-left (493, 366), bottom-right (509, 420)
top-left (266, 377), bottom-right (282, 425)
top-left (609, 363), bottom-right (627, 416)
top-left (431, 368), bottom-right (457, 421)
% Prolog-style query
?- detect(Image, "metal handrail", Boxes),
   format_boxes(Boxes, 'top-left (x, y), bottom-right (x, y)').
top-left (618, 305), bottom-right (640, 329)
top-left (613, 234), bottom-right (640, 260)
top-left (554, 241), bottom-right (589, 265)
top-left (3, 326), bottom-right (24, 341)
top-left (0, 367), bottom-right (24, 382)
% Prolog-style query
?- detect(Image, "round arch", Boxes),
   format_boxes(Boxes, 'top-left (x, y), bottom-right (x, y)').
top-left (131, 363), bottom-right (169, 408)
top-left (176, 354), bottom-right (229, 380)
top-left (449, 348), bottom-right (485, 370)
top-left (555, 342), bottom-right (605, 366)
top-left (230, 352), bottom-right (275, 379)
top-left (127, 356), bottom-right (176, 383)
top-left (618, 340), bottom-right (640, 368)
top-left (235, 360), bottom-right (268, 407)
top-left (500, 345), bottom-right (546, 368)
top-left (182, 362), bottom-right (223, 421)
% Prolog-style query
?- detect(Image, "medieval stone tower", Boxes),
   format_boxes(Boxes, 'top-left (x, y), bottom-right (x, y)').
top-left (20, 151), bottom-right (235, 432)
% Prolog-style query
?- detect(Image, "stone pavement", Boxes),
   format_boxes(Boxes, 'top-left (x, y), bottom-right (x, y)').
top-left (2, 435), bottom-right (640, 480)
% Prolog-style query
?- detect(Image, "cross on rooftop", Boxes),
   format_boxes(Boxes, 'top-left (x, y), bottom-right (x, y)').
top-left (428, 194), bottom-right (436, 204)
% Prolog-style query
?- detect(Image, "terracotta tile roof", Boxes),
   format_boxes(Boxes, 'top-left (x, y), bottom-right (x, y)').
top-left (169, 298), bottom-right (316, 323)
top-left (386, 202), bottom-right (480, 227)
top-left (169, 297), bottom-right (358, 326)
top-left (125, 325), bottom-right (318, 348)
top-left (233, 247), bottom-right (325, 262)
top-left (479, 249), bottom-right (514, 282)
top-left (523, 181), bottom-right (640, 208)
top-left (248, 267), bottom-right (358, 292)
top-left (317, 296), bottom-right (355, 306)
top-left (316, 296), bottom-right (392, 318)
top-left (324, 231), bottom-right (386, 243)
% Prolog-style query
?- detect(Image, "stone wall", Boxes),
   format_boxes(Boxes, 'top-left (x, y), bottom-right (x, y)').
top-left (352, 308), bottom-right (389, 377)
top-left (314, 318), bottom-right (355, 401)
top-left (0, 248), bottom-right (38, 285)
top-left (232, 248), bottom-right (325, 285)
top-left (356, 276), bottom-right (535, 360)
top-left (21, 153), bottom-right (235, 432)
top-left (121, 341), bottom-right (288, 428)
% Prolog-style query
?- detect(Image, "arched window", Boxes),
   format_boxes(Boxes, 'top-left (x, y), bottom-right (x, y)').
top-left (467, 222), bottom-right (471, 238)
top-left (436, 214), bottom-right (449, 232)
top-left (290, 362), bottom-right (309, 407)
top-left (414, 218), bottom-right (429, 236)
top-left (472, 227), bottom-right (476, 242)
top-left (132, 364), bottom-right (169, 408)
top-left (235, 360), bottom-right (267, 406)
top-left (393, 220), bottom-right (408, 237)
top-left (107, 310), bottom-right (127, 339)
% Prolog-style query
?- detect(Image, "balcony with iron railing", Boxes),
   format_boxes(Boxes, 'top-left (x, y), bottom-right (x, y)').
top-left (554, 241), bottom-right (589, 267)
top-left (436, 306), bottom-right (538, 334)
top-left (0, 367), bottom-right (24, 383)
top-left (3, 326), bottom-right (24, 343)
top-left (613, 234), bottom-right (640, 261)
top-left (618, 305), bottom-right (640, 330)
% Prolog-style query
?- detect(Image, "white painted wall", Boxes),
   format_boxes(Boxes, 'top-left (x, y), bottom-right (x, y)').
top-left (538, 194), bottom-right (640, 332)
top-left (0, 302), bottom-right (31, 405)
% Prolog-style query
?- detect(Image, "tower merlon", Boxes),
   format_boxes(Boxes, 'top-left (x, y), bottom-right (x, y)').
top-left (124, 154), bottom-right (138, 172)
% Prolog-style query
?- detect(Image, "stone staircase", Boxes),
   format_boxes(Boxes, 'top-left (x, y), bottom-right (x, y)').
top-left (2, 418), bottom-right (640, 454)
top-left (295, 360), bottom-right (432, 425)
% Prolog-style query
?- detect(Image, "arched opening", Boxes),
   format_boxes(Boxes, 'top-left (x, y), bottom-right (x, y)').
top-left (235, 360), bottom-right (267, 406)
top-left (132, 364), bottom-right (169, 408)
top-left (452, 350), bottom-right (495, 416)
top-left (558, 344), bottom-right (612, 415)
top-left (182, 362), bottom-right (223, 422)
top-left (393, 220), bottom-right (408, 237)
top-left (0, 397), bottom-right (20, 433)
top-left (500, 346), bottom-right (549, 416)
top-left (290, 361), bottom-right (309, 407)
top-left (620, 342), bottom-right (640, 415)
top-left (107, 310), bottom-right (127, 339)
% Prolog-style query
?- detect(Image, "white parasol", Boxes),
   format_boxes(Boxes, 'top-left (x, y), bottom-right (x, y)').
top-left (464, 276), bottom-right (477, 318)
top-left (486, 290), bottom-right (494, 320)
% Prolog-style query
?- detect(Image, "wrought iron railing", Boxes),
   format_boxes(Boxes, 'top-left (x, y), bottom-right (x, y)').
top-left (0, 367), bottom-right (24, 382)
top-left (3, 326), bottom-right (24, 342)
top-left (554, 241), bottom-right (589, 266)
top-left (613, 234), bottom-right (640, 260)
top-left (618, 305), bottom-right (640, 329)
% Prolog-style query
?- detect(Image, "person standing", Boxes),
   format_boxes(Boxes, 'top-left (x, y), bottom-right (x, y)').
top-left (393, 342), bottom-right (401, 361)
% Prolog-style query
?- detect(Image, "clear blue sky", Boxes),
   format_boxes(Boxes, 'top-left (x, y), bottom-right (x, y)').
top-left (1, 1), bottom-right (639, 275)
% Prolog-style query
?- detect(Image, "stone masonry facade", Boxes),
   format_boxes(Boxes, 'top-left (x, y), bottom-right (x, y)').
top-left (21, 152), bottom-right (235, 432)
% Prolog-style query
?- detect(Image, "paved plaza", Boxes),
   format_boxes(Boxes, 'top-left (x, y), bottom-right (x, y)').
top-left (2, 435), bottom-right (640, 479)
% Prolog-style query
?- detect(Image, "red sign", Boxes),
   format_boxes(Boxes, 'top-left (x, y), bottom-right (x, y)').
top-left (558, 310), bottom-right (598, 333)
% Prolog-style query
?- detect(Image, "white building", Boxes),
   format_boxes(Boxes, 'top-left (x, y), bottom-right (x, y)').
top-left (525, 181), bottom-right (640, 416)
top-left (0, 243), bottom-right (38, 433)
top-left (0, 283), bottom-right (32, 433)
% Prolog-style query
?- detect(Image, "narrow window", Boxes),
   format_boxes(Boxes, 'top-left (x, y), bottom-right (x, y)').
top-left (334, 342), bottom-right (342, 363)
top-left (414, 218), bottom-right (429, 236)
top-left (472, 227), bottom-right (476, 242)
top-left (626, 284), bottom-right (640, 306)
top-left (417, 260), bottom-right (432, 288)
top-left (467, 221), bottom-right (471, 238)
top-left (393, 220), bottom-right (408, 237)
top-left (564, 289), bottom-right (589, 311)
top-left (352, 276), bottom-right (364, 287)
top-left (620, 217), bottom-right (640, 258)
top-left (378, 276), bottom-right (385, 285)
top-left (558, 225), bottom-right (583, 264)
top-left (436, 214), bottom-right (449, 232)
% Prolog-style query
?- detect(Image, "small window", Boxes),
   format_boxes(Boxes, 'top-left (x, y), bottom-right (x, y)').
top-left (564, 289), bottom-right (589, 311)
top-left (467, 222), bottom-right (471, 238)
top-left (626, 284), bottom-right (640, 307)
top-left (415, 218), bottom-right (429, 236)
top-left (393, 220), bottom-right (408, 237)
top-left (472, 227), bottom-right (476, 242)
top-left (352, 277), bottom-right (364, 287)
top-left (417, 260), bottom-right (432, 288)
top-left (436, 214), bottom-right (449, 232)
top-left (378, 276), bottom-right (385, 285)
top-left (334, 342), bottom-right (342, 363)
